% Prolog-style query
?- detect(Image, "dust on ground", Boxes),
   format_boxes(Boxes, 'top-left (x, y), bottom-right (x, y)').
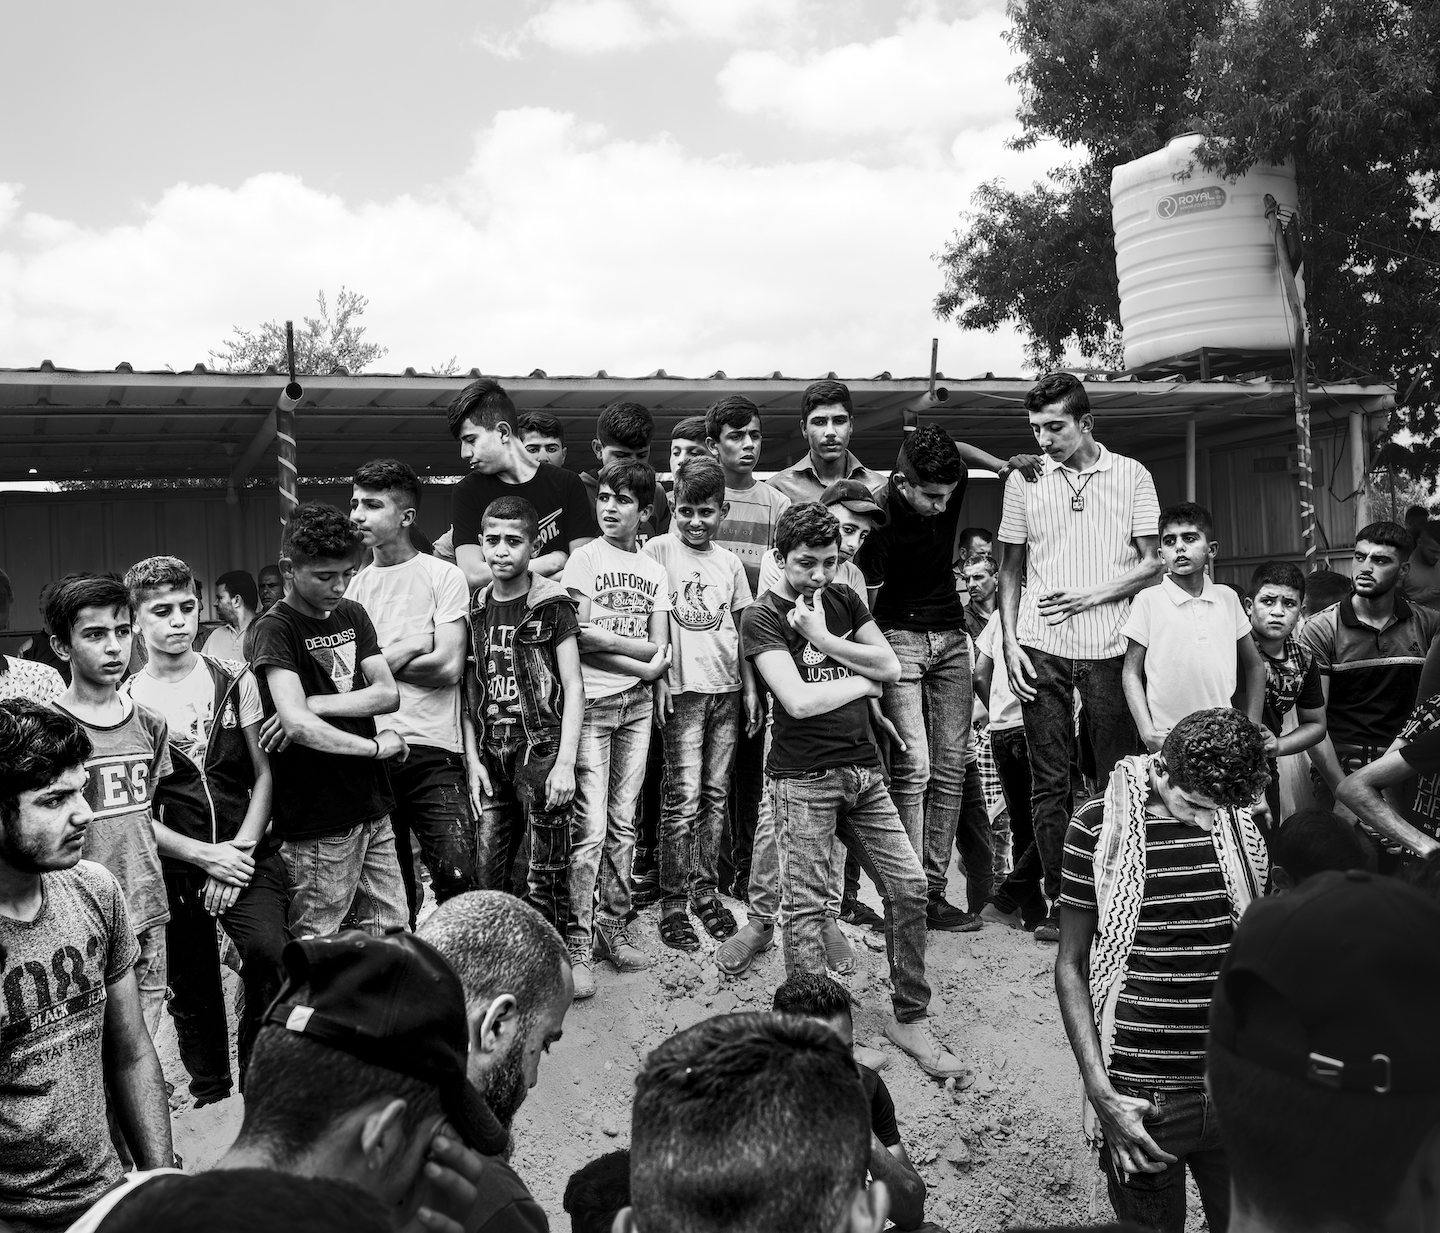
top-left (165, 865), bottom-right (1211, 1232)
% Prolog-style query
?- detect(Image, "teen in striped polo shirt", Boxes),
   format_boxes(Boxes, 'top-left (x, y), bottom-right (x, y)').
top-left (1055, 708), bottom-right (1270, 1233)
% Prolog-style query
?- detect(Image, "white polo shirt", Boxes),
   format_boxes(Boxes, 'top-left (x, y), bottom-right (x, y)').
top-left (1121, 575), bottom-right (1252, 733)
top-left (997, 444), bottom-right (1160, 660)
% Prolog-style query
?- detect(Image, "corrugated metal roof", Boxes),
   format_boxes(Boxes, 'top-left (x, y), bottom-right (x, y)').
top-left (0, 364), bottom-right (1395, 483)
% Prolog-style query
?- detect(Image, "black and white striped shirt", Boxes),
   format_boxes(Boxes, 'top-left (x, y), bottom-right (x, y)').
top-left (998, 445), bottom-right (1160, 659)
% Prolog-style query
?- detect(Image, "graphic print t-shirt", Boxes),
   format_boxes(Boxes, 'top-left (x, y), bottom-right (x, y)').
top-left (128, 657), bottom-right (263, 768)
top-left (249, 598), bottom-right (394, 840)
top-left (1258, 634), bottom-right (1324, 737)
top-left (715, 483), bottom-right (791, 596)
top-left (0, 862), bottom-right (138, 1233)
top-left (347, 552), bottom-right (470, 753)
top-left (483, 594), bottom-right (528, 733)
top-left (561, 538), bottom-right (671, 700)
top-left (53, 699), bottom-right (173, 933)
top-left (1396, 693), bottom-right (1440, 841)
top-left (643, 532), bottom-right (752, 694)
top-left (741, 584), bottom-right (879, 777)
top-left (452, 465), bottom-right (599, 559)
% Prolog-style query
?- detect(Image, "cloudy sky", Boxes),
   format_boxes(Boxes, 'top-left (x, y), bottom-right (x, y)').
top-left (0, 0), bottom-right (1062, 379)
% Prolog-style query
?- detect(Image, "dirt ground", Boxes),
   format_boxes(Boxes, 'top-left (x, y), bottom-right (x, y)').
top-left (163, 859), bottom-right (1212, 1232)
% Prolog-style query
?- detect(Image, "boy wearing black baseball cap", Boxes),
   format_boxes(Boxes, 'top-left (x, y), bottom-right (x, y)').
top-left (1208, 869), bottom-right (1440, 1230)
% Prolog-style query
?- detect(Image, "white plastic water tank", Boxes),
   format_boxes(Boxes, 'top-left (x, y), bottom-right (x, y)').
top-left (1111, 133), bottom-right (1304, 371)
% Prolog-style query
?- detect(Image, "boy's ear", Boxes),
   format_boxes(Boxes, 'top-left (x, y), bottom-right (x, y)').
top-left (592, 439), bottom-right (604, 462)
top-left (49, 632), bottom-right (72, 663)
top-left (720, 501), bottom-right (731, 519)
top-left (1243, 596), bottom-right (1253, 615)
top-left (641, 503), bottom-right (655, 523)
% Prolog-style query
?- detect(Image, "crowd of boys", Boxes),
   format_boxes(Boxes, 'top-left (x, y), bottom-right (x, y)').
top-left (5, 369), bottom-right (1440, 1232)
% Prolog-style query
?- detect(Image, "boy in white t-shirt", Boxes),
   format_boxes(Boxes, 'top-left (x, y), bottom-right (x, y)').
top-left (126, 555), bottom-right (283, 1105)
top-left (562, 461), bottom-right (672, 989)
top-left (1121, 503), bottom-right (1267, 751)
top-left (348, 459), bottom-right (475, 925)
top-left (643, 457), bottom-right (758, 952)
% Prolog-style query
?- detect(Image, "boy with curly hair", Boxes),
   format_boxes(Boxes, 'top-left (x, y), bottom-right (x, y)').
top-left (1054, 708), bottom-right (1271, 1233)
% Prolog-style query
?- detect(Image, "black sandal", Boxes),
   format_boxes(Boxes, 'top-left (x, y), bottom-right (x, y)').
top-left (693, 898), bottom-right (738, 940)
top-left (659, 912), bottom-right (701, 952)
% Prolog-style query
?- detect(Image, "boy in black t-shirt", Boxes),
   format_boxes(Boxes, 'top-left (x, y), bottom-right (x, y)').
top-left (447, 379), bottom-right (598, 591)
top-left (772, 971), bottom-right (928, 1231)
top-left (740, 503), bottom-right (966, 1081)
top-left (465, 495), bottom-right (585, 938)
top-left (249, 503), bottom-right (410, 937)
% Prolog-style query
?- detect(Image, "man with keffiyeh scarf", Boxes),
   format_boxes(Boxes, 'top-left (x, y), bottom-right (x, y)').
top-left (1054, 708), bottom-right (1270, 1233)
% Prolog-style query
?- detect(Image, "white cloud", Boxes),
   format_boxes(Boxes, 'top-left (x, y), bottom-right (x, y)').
top-left (0, 108), bottom-right (1055, 380)
top-left (718, 9), bottom-right (1019, 147)
top-left (480, 0), bottom-right (810, 57)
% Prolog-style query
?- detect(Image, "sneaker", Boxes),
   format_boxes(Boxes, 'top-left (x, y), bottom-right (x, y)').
top-left (1033, 911), bottom-right (1061, 944)
top-left (853, 1044), bottom-right (890, 1071)
top-left (980, 902), bottom-right (1025, 929)
top-left (715, 920), bottom-right (774, 976)
top-left (631, 867), bottom-right (664, 908)
top-left (926, 898), bottom-right (983, 932)
top-left (569, 946), bottom-right (596, 1000)
top-left (594, 919), bottom-right (652, 972)
top-left (840, 901), bottom-right (886, 931)
top-left (884, 1018), bottom-right (974, 1082)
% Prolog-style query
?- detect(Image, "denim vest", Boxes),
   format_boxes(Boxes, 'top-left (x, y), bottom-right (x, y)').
top-left (470, 573), bottom-right (579, 748)
top-left (140, 655), bottom-right (258, 845)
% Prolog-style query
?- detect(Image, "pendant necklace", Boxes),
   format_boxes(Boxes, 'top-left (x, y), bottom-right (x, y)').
top-left (1060, 468), bottom-right (1097, 512)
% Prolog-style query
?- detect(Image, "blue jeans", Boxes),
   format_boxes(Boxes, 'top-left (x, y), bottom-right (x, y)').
top-left (387, 745), bottom-right (477, 927)
top-left (660, 691), bottom-right (740, 910)
top-left (988, 725), bottom-right (1047, 921)
top-left (281, 815), bottom-right (410, 938)
top-left (772, 764), bottom-right (931, 1022)
top-left (570, 683), bottom-right (653, 947)
top-left (880, 628), bottom-right (972, 902)
top-left (955, 758), bottom-right (994, 912)
top-left (478, 732), bottom-right (575, 936)
top-left (1020, 647), bottom-right (1138, 903)
top-left (1101, 1084), bottom-right (1231, 1233)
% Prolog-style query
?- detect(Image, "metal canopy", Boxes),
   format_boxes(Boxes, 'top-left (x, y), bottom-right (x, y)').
top-left (0, 363), bottom-right (1396, 483)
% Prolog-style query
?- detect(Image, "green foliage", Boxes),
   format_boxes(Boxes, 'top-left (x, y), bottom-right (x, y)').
top-left (210, 288), bottom-right (388, 375)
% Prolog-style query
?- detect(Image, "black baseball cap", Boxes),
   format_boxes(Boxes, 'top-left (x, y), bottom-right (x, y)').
top-left (265, 931), bottom-right (507, 1155)
top-left (1210, 870), bottom-right (1440, 1097)
top-left (819, 479), bottom-right (887, 526)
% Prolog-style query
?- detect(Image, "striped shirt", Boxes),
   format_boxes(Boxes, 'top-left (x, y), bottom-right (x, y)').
top-left (1061, 797), bottom-right (1235, 1090)
top-left (997, 445), bottom-right (1160, 659)
top-left (1299, 594), bottom-right (1440, 748)
top-left (716, 482), bottom-right (792, 596)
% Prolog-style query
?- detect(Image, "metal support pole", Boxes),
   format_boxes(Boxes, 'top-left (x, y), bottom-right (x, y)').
top-left (1348, 410), bottom-right (1367, 538)
top-left (1185, 418), bottom-right (1197, 502)
top-left (277, 321), bottom-right (303, 552)
top-left (1265, 195), bottom-right (1314, 568)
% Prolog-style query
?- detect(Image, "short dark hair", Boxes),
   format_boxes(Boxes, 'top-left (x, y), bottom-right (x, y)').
top-left (353, 458), bottom-right (422, 513)
top-left (45, 575), bottom-right (133, 644)
top-left (518, 411), bottom-right (566, 444)
top-left (1405, 504), bottom-right (1429, 522)
top-left (1249, 560), bottom-right (1306, 600)
top-left (0, 701), bottom-right (92, 827)
top-left (1356, 520), bottom-right (1415, 559)
top-left (630, 1013), bottom-right (869, 1233)
top-left (896, 423), bottom-right (962, 487)
top-left (1270, 809), bottom-right (1372, 883)
top-left (800, 379), bottom-right (854, 422)
top-left (671, 415), bottom-right (709, 443)
top-left (775, 503), bottom-right (841, 558)
top-left (960, 527), bottom-right (993, 548)
top-left (235, 1026), bottom-right (444, 1165)
top-left (1304, 568), bottom-right (1352, 613)
top-left (563, 1150), bottom-right (631, 1233)
top-left (1025, 371), bottom-right (1090, 421)
top-left (598, 460), bottom-right (656, 510)
top-left (282, 503), bottom-right (364, 566)
top-left (1159, 502), bottom-right (1216, 541)
top-left (1161, 708), bottom-right (1270, 809)
top-left (705, 395), bottom-right (761, 442)
top-left (1208, 1044), bottom-right (1440, 1228)
top-left (99, 1169), bottom-right (390, 1233)
top-left (672, 457), bottom-right (726, 507)
top-left (216, 570), bottom-right (259, 612)
top-left (124, 556), bottom-right (196, 608)
top-left (482, 496), bottom-right (540, 543)
top-left (597, 402), bottom-right (654, 450)
top-left (771, 971), bottom-right (852, 1021)
top-left (446, 378), bottom-right (517, 439)
top-left (963, 555), bottom-right (998, 577)
top-left (416, 891), bottom-right (570, 1041)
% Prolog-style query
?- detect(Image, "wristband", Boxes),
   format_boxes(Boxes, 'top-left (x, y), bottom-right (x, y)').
top-left (372, 737), bottom-right (382, 759)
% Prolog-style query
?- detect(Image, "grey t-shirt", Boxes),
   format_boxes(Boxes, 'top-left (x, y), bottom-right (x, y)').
top-left (0, 861), bottom-right (139, 1233)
